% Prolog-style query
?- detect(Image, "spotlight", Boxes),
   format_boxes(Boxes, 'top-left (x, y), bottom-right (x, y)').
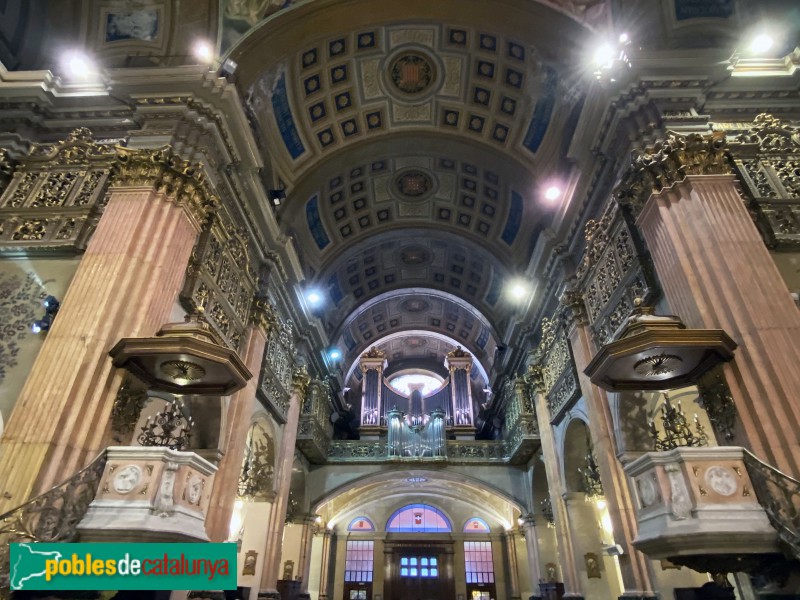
top-left (544, 185), bottom-right (562, 201)
top-left (62, 51), bottom-right (96, 80)
top-left (193, 40), bottom-right (215, 64)
top-left (32, 295), bottom-right (60, 334)
top-left (618, 33), bottom-right (630, 44)
top-left (507, 280), bottom-right (530, 302)
top-left (306, 290), bottom-right (322, 305)
top-left (749, 33), bottom-right (774, 54)
top-left (593, 44), bottom-right (615, 68)
top-left (43, 296), bottom-right (60, 311)
top-left (268, 189), bottom-right (286, 207)
top-left (328, 349), bottom-right (342, 361)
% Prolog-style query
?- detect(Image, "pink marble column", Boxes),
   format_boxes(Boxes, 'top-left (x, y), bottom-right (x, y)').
top-left (637, 174), bottom-right (800, 475)
top-left (258, 369), bottom-right (310, 599)
top-left (0, 184), bottom-right (205, 512)
top-left (205, 324), bottom-right (269, 542)
top-left (569, 322), bottom-right (656, 598)
top-left (297, 515), bottom-right (317, 597)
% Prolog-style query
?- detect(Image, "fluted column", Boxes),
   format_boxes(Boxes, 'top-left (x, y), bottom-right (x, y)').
top-left (530, 383), bottom-right (583, 599)
top-left (205, 307), bottom-right (273, 541)
top-left (297, 515), bottom-right (317, 598)
top-left (258, 367), bottom-right (311, 599)
top-left (565, 310), bottom-right (656, 599)
top-left (634, 173), bottom-right (800, 475)
top-left (0, 148), bottom-right (215, 512)
top-left (317, 530), bottom-right (333, 600)
top-left (504, 530), bottom-right (522, 600)
top-left (520, 515), bottom-right (543, 598)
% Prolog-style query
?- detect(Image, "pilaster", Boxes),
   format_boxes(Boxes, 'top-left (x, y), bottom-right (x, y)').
top-left (258, 367), bottom-right (311, 599)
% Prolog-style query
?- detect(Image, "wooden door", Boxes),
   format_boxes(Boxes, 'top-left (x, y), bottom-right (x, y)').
top-left (384, 541), bottom-right (454, 600)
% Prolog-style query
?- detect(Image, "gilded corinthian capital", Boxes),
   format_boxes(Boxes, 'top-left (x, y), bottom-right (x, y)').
top-left (291, 365), bottom-right (311, 397)
top-left (113, 146), bottom-right (218, 227)
top-left (615, 131), bottom-right (731, 215)
top-left (250, 295), bottom-right (278, 333)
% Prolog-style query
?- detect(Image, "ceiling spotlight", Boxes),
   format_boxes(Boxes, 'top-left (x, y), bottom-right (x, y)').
top-left (508, 280), bottom-right (530, 302)
top-left (749, 33), bottom-right (774, 54)
top-left (62, 51), bottom-right (96, 80)
top-left (193, 40), bottom-right (215, 64)
top-left (544, 185), bottom-right (562, 201)
top-left (593, 44), bottom-right (615, 68)
top-left (306, 290), bottom-right (322, 305)
top-left (328, 349), bottom-right (342, 361)
top-left (618, 33), bottom-right (630, 44)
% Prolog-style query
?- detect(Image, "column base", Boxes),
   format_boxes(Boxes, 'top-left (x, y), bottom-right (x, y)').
top-left (257, 592), bottom-right (281, 600)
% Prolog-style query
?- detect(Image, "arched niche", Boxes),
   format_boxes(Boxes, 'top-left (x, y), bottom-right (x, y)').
top-left (238, 417), bottom-right (276, 500)
top-left (561, 417), bottom-right (591, 494)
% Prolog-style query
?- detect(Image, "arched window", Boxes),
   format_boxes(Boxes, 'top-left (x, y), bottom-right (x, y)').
top-left (463, 517), bottom-right (491, 533)
top-left (386, 504), bottom-right (452, 533)
top-left (347, 516), bottom-right (376, 531)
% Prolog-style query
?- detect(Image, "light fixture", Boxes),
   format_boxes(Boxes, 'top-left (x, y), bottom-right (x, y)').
top-left (507, 279), bottom-right (530, 302)
top-left (544, 185), bottom-right (562, 201)
top-left (592, 34), bottom-right (632, 83)
top-left (328, 348), bottom-right (342, 361)
top-left (31, 295), bottom-right (60, 334)
top-left (593, 43), bottom-right (615, 68)
top-left (62, 51), bottom-right (97, 80)
top-left (192, 40), bottom-right (215, 64)
top-left (306, 290), bottom-right (322, 305)
top-left (749, 32), bottom-right (774, 54)
top-left (268, 189), bottom-right (286, 207)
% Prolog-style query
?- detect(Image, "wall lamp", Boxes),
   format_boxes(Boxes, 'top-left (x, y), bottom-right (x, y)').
top-left (32, 296), bottom-right (60, 334)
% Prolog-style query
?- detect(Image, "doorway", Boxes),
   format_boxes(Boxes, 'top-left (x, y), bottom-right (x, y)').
top-left (384, 540), bottom-right (455, 600)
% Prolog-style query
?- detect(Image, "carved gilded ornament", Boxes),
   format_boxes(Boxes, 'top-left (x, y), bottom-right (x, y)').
top-left (560, 289), bottom-right (588, 327)
top-left (291, 365), bottom-right (311, 397)
top-left (615, 132), bottom-right (731, 215)
top-left (361, 346), bottom-right (386, 360)
top-left (114, 146), bottom-right (218, 227)
top-left (250, 296), bottom-right (278, 332)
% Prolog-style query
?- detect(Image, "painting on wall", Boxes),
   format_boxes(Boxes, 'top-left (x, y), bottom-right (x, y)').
top-left (105, 8), bottom-right (159, 43)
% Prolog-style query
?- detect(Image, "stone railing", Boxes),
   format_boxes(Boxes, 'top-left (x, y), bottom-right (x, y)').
top-left (743, 450), bottom-right (800, 562)
top-left (0, 451), bottom-right (107, 596)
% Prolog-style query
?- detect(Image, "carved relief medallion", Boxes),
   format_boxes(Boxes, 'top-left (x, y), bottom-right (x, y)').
top-left (704, 465), bottom-right (738, 497)
top-left (113, 465), bottom-right (142, 494)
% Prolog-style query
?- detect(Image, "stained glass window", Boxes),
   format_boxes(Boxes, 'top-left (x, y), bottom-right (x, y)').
top-left (465, 541), bottom-right (495, 584)
top-left (400, 555), bottom-right (438, 578)
top-left (386, 504), bottom-right (452, 532)
top-left (347, 516), bottom-right (375, 531)
top-left (344, 540), bottom-right (374, 582)
top-left (463, 517), bottom-right (491, 533)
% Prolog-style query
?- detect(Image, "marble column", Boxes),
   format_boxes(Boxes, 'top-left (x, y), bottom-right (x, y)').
top-left (531, 388), bottom-right (583, 599)
top-left (258, 367), bottom-right (311, 599)
top-left (205, 317), bottom-right (271, 542)
top-left (504, 530), bottom-right (522, 600)
top-left (520, 515), bottom-right (543, 598)
top-left (634, 174), bottom-right (800, 475)
top-left (297, 515), bottom-right (317, 599)
top-left (0, 150), bottom-right (215, 513)
top-left (566, 314), bottom-right (657, 599)
top-left (317, 529), bottom-right (333, 600)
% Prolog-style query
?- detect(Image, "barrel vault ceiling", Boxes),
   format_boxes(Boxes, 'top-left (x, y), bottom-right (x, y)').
top-left (229, 0), bottom-right (594, 380)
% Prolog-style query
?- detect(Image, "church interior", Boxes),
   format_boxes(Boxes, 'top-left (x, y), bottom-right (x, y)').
top-left (0, 1), bottom-right (799, 599)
